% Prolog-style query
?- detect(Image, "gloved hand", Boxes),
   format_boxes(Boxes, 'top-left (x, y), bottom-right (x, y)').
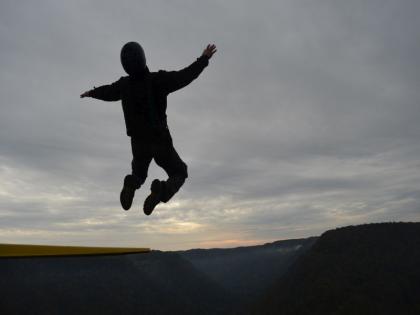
top-left (201, 44), bottom-right (217, 59)
top-left (80, 90), bottom-right (92, 98)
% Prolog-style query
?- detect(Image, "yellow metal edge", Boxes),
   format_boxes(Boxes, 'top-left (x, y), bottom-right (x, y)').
top-left (0, 244), bottom-right (151, 258)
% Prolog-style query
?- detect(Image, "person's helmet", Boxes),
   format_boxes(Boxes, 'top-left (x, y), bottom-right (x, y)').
top-left (120, 42), bottom-right (146, 76)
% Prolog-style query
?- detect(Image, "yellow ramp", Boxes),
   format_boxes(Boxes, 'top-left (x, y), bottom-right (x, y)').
top-left (0, 244), bottom-right (150, 258)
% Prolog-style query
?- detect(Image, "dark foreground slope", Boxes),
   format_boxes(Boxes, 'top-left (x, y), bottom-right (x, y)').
top-left (2, 222), bottom-right (417, 314)
top-left (254, 222), bottom-right (420, 315)
top-left (0, 251), bottom-right (230, 315)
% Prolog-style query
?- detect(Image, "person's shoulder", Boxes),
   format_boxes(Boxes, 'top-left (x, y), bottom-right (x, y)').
top-left (113, 76), bottom-right (129, 86)
top-left (117, 75), bottom-right (129, 82)
top-left (150, 70), bottom-right (171, 83)
top-left (152, 70), bottom-right (169, 76)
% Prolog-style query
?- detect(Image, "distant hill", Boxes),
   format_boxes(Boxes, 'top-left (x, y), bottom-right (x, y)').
top-left (253, 222), bottom-right (420, 315)
top-left (179, 237), bottom-right (317, 303)
top-left (0, 251), bottom-right (230, 315)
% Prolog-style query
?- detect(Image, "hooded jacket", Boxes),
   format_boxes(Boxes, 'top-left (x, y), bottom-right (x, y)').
top-left (89, 55), bottom-right (209, 137)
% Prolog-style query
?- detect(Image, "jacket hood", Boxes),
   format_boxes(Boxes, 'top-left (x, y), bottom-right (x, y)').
top-left (120, 42), bottom-right (147, 77)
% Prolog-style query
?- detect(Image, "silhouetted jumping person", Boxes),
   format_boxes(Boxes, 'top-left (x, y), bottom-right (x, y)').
top-left (81, 42), bottom-right (217, 215)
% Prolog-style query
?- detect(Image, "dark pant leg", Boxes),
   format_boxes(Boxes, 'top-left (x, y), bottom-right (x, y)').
top-left (153, 139), bottom-right (188, 203)
top-left (130, 137), bottom-right (153, 189)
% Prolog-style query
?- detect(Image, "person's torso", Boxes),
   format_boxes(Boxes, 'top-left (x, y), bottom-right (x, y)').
top-left (119, 73), bottom-right (168, 137)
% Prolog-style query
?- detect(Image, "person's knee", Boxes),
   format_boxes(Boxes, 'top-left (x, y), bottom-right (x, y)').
top-left (169, 162), bottom-right (188, 179)
top-left (181, 162), bottom-right (188, 179)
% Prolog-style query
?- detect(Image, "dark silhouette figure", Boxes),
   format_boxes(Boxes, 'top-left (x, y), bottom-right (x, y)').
top-left (81, 42), bottom-right (217, 215)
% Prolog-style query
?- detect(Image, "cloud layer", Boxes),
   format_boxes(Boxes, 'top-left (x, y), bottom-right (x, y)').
top-left (1, 0), bottom-right (419, 249)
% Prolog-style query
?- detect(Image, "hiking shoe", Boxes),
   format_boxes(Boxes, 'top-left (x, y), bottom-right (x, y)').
top-left (120, 175), bottom-right (137, 210)
top-left (143, 179), bottom-right (162, 215)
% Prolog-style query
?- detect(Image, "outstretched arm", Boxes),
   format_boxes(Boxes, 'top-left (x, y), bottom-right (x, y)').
top-left (160, 44), bottom-right (217, 94)
top-left (80, 78), bottom-right (122, 101)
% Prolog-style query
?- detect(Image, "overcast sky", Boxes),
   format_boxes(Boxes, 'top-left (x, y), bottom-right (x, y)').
top-left (1, 0), bottom-right (419, 250)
